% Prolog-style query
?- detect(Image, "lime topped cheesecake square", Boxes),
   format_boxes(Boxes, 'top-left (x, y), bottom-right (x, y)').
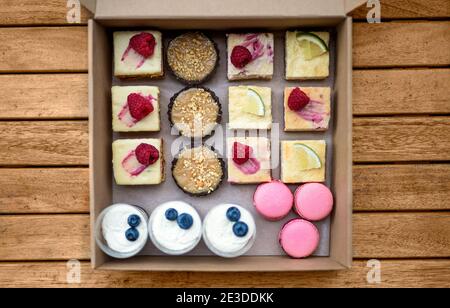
top-left (285, 31), bottom-right (330, 80)
top-left (113, 138), bottom-right (164, 185)
top-left (114, 31), bottom-right (163, 78)
top-left (284, 86), bottom-right (331, 131)
top-left (227, 33), bottom-right (274, 80)
top-left (227, 137), bottom-right (271, 184)
top-left (112, 86), bottom-right (160, 132)
top-left (281, 140), bottom-right (326, 183)
top-left (228, 86), bottom-right (272, 130)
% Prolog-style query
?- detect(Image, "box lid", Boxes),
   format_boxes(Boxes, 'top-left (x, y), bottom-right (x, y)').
top-left (80, 0), bottom-right (366, 19)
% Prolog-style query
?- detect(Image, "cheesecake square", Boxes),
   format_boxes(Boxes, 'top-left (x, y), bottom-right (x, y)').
top-left (281, 140), bottom-right (326, 183)
top-left (112, 86), bottom-right (160, 132)
top-left (113, 31), bottom-right (163, 78)
top-left (228, 85), bottom-right (272, 130)
top-left (285, 31), bottom-right (330, 80)
top-left (227, 137), bottom-right (271, 184)
top-left (112, 138), bottom-right (164, 185)
top-left (227, 33), bottom-right (274, 80)
top-left (284, 87), bottom-right (331, 131)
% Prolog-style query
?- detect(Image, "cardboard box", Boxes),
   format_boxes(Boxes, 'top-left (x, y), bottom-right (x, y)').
top-left (83, 0), bottom-right (362, 271)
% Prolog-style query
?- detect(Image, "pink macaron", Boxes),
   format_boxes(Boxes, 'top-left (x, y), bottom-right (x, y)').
top-left (294, 183), bottom-right (333, 221)
top-left (253, 180), bottom-right (293, 221)
top-left (279, 219), bottom-right (319, 258)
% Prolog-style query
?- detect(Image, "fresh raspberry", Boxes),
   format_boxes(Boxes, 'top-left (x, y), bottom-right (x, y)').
top-left (230, 46), bottom-right (252, 68)
top-left (232, 142), bottom-right (252, 165)
top-left (127, 93), bottom-right (154, 121)
top-left (288, 87), bottom-right (310, 111)
top-left (135, 143), bottom-right (159, 166)
top-left (129, 32), bottom-right (156, 58)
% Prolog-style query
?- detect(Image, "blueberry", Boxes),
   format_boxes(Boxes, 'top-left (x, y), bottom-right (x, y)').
top-left (232, 221), bottom-right (249, 237)
top-left (177, 213), bottom-right (193, 230)
top-left (165, 208), bottom-right (178, 221)
top-left (127, 214), bottom-right (141, 227)
top-left (125, 228), bottom-right (139, 242)
top-left (226, 207), bottom-right (241, 222)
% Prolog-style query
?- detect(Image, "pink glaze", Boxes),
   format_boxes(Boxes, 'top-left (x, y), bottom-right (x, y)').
top-left (296, 100), bottom-right (329, 128)
top-left (279, 219), bottom-right (319, 258)
top-left (121, 46), bottom-right (146, 69)
top-left (235, 158), bottom-right (260, 175)
top-left (294, 183), bottom-right (334, 221)
top-left (241, 34), bottom-right (265, 61)
top-left (121, 151), bottom-right (147, 176)
top-left (253, 181), bottom-right (293, 221)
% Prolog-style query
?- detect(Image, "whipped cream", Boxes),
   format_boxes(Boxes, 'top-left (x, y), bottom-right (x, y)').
top-left (149, 201), bottom-right (202, 254)
top-left (101, 203), bottom-right (148, 254)
top-left (203, 204), bottom-right (256, 256)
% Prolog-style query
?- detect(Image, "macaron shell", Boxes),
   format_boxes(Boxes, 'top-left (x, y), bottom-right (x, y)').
top-left (294, 183), bottom-right (333, 221)
top-left (253, 180), bottom-right (293, 221)
top-left (279, 219), bottom-right (319, 258)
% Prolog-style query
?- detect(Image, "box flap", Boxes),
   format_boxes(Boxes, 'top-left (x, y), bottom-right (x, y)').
top-left (80, 0), bottom-right (360, 19)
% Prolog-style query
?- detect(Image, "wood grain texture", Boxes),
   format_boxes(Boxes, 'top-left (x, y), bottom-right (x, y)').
top-left (0, 121), bottom-right (88, 166)
top-left (354, 164), bottom-right (450, 211)
top-left (0, 0), bottom-right (92, 25)
top-left (0, 168), bottom-right (89, 214)
top-left (353, 69), bottom-right (450, 115)
top-left (353, 22), bottom-right (450, 67)
top-left (351, 0), bottom-right (450, 19)
top-left (0, 27), bottom-right (88, 73)
top-left (1, 213), bottom-right (449, 261)
top-left (353, 117), bottom-right (450, 162)
top-left (0, 74), bottom-right (88, 119)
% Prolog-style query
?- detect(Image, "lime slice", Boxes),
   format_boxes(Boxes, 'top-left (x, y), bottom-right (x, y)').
top-left (296, 32), bottom-right (328, 60)
top-left (243, 88), bottom-right (265, 116)
top-left (293, 143), bottom-right (322, 170)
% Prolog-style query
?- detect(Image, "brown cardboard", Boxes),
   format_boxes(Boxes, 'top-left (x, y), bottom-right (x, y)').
top-left (86, 0), bottom-right (361, 271)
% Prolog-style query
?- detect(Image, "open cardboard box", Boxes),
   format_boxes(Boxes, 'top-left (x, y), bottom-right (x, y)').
top-left (83, 0), bottom-right (362, 271)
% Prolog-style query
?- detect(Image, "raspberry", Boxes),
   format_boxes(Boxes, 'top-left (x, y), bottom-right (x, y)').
top-left (232, 142), bottom-right (252, 165)
top-left (230, 46), bottom-right (252, 69)
top-left (288, 87), bottom-right (310, 111)
top-left (129, 32), bottom-right (156, 58)
top-left (127, 93), bottom-right (154, 121)
top-left (135, 143), bottom-right (159, 166)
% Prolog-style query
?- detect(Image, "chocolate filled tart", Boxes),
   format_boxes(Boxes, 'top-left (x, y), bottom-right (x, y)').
top-left (167, 32), bottom-right (219, 84)
top-left (172, 146), bottom-right (225, 197)
top-left (168, 86), bottom-right (221, 138)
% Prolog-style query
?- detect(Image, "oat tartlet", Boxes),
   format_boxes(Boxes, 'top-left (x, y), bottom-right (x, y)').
top-left (167, 32), bottom-right (219, 84)
top-left (168, 86), bottom-right (221, 138)
top-left (172, 146), bottom-right (225, 197)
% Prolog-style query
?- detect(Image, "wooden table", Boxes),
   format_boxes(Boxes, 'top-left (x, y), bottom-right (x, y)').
top-left (0, 0), bottom-right (449, 288)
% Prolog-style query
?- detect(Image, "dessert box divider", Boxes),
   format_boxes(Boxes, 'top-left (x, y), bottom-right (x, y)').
top-left (84, 0), bottom-right (360, 271)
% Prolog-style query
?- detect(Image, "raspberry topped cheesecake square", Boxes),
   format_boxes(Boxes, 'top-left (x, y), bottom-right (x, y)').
top-left (227, 33), bottom-right (274, 80)
top-left (227, 137), bottom-right (271, 184)
top-left (228, 85), bottom-right (272, 130)
top-left (284, 87), bottom-right (331, 131)
top-left (281, 140), bottom-right (326, 183)
top-left (285, 31), bottom-right (330, 80)
top-left (114, 31), bottom-right (163, 78)
top-left (113, 138), bottom-right (164, 185)
top-left (112, 86), bottom-right (160, 132)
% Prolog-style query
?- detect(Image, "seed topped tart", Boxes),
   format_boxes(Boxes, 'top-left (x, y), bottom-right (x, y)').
top-left (169, 86), bottom-right (221, 138)
top-left (167, 32), bottom-right (219, 84)
top-left (172, 146), bottom-right (225, 197)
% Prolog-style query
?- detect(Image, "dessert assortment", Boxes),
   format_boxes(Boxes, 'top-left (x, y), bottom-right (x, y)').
top-left (103, 29), bottom-right (335, 259)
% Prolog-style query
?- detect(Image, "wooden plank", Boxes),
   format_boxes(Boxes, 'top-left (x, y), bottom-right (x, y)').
top-left (354, 164), bottom-right (450, 211)
top-left (1, 213), bottom-right (449, 260)
top-left (0, 0), bottom-right (92, 25)
top-left (353, 22), bottom-right (450, 67)
top-left (353, 69), bottom-right (450, 115)
top-left (351, 0), bottom-right (450, 19)
top-left (353, 116), bottom-right (450, 162)
top-left (0, 121), bottom-right (88, 166)
top-left (0, 74), bottom-right (88, 119)
top-left (0, 168), bottom-right (89, 214)
top-left (0, 259), bottom-right (449, 287)
top-left (0, 27), bottom-right (88, 73)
